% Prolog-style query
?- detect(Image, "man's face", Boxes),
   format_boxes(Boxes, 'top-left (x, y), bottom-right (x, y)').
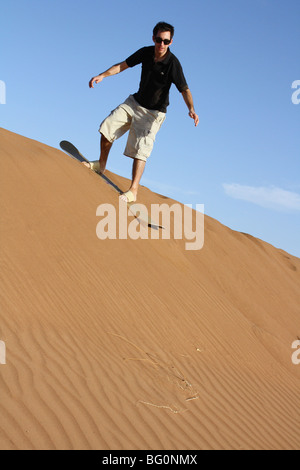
top-left (153, 30), bottom-right (173, 57)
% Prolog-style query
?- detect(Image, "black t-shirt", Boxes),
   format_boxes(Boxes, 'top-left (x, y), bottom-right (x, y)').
top-left (126, 46), bottom-right (188, 113)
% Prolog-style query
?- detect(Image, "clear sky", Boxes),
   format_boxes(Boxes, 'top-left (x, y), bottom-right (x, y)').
top-left (1, 0), bottom-right (300, 257)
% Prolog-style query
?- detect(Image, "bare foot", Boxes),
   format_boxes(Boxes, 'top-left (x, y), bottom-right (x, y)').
top-left (92, 162), bottom-right (106, 174)
top-left (83, 161), bottom-right (106, 174)
top-left (119, 190), bottom-right (137, 203)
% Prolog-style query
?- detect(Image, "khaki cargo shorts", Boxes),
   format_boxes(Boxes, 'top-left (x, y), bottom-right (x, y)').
top-left (99, 95), bottom-right (166, 161)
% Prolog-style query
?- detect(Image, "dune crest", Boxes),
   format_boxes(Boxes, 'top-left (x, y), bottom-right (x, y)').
top-left (0, 127), bottom-right (300, 450)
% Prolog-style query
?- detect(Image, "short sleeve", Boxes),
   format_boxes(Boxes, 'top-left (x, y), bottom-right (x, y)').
top-left (126, 47), bottom-right (147, 68)
top-left (172, 58), bottom-right (189, 93)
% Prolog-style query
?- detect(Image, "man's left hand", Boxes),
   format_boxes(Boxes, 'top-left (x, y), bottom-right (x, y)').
top-left (189, 110), bottom-right (199, 127)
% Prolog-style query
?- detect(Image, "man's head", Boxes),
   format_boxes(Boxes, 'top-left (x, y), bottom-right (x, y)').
top-left (152, 21), bottom-right (174, 57)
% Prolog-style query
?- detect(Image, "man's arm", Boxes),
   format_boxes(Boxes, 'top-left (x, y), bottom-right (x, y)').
top-left (181, 89), bottom-right (199, 127)
top-left (89, 61), bottom-right (129, 88)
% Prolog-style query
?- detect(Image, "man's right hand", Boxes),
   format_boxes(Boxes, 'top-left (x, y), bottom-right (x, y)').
top-left (89, 62), bottom-right (129, 88)
top-left (89, 75), bottom-right (103, 88)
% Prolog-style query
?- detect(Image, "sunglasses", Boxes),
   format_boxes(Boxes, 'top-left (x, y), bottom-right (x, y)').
top-left (155, 37), bottom-right (171, 46)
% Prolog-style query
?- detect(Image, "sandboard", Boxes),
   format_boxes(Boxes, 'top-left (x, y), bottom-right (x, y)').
top-left (59, 141), bottom-right (164, 230)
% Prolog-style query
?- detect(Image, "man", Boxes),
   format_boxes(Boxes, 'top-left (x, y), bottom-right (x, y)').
top-left (89, 21), bottom-right (199, 202)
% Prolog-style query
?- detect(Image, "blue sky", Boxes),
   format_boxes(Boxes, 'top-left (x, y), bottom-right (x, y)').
top-left (1, 0), bottom-right (300, 257)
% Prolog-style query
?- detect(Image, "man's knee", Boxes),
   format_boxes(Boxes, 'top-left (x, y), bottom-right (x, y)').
top-left (101, 133), bottom-right (113, 146)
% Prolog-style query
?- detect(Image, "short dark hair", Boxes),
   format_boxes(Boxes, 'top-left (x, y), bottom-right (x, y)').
top-left (153, 22), bottom-right (175, 39)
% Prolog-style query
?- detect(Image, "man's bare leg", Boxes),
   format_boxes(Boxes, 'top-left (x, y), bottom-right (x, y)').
top-left (99, 134), bottom-right (112, 173)
top-left (83, 134), bottom-right (112, 173)
top-left (120, 158), bottom-right (146, 202)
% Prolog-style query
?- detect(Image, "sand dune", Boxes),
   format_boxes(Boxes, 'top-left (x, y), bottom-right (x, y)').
top-left (0, 127), bottom-right (299, 450)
